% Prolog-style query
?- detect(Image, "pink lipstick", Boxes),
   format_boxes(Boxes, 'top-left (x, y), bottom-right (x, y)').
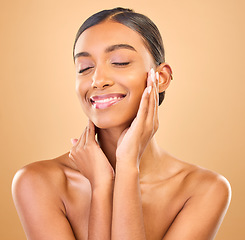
top-left (90, 93), bottom-right (126, 109)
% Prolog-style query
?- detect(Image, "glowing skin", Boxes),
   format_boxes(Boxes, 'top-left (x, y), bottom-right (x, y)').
top-left (11, 18), bottom-right (231, 240)
top-left (74, 21), bottom-right (155, 129)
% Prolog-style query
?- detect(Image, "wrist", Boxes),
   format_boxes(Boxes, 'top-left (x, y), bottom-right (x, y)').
top-left (116, 161), bottom-right (140, 176)
top-left (90, 177), bottom-right (114, 191)
top-left (116, 155), bottom-right (140, 169)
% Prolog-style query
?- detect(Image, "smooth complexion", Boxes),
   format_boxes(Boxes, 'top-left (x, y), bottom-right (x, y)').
top-left (74, 21), bottom-right (155, 129)
top-left (12, 20), bottom-right (231, 240)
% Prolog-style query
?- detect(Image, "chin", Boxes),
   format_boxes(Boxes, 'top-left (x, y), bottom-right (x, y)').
top-left (91, 114), bottom-right (135, 130)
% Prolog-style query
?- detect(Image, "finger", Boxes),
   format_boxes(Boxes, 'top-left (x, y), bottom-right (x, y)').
top-left (152, 71), bottom-right (159, 118)
top-left (151, 71), bottom-right (159, 130)
top-left (146, 69), bottom-right (159, 131)
top-left (129, 69), bottom-right (153, 133)
top-left (154, 71), bottom-right (159, 118)
top-left (135, 71), bottom-right (152, 123)
top-left (69, 151), bottom-right (75, 161)
top-left (77, 126), bottom-right (87, 149)
top-left (71, 138), bottom-right (78, 146)
top-left (130, 89), bottom-right (149, 134)
top-left (155, 72), bottom-right (160, 104)
top-left (146, 69), bottom-right (156, 123)
top-left (86, 120), bottom-right (96, 145)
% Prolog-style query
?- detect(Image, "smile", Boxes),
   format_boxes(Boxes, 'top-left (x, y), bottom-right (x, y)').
top-left (90, 93), bottom-right (126, 109)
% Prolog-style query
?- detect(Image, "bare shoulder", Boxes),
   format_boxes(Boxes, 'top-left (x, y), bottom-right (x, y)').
top-left (12, 154), bottom-right (67, 188)
top-left (186, 163), bottom-right (231, 203)
top-left (11, 151), bottom-right (88, 207)
top-left (11, 153), bottom-right (88, 239)
top-left (158, 154), bottom-right (232, 239)
top-left (167, 154), bottom-right (232, 208)
top-left (12, 154), bottom-right (69, 210)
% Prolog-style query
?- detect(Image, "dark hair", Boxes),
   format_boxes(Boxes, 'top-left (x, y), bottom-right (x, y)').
top-left (73, 7), bottom-right (166, 105)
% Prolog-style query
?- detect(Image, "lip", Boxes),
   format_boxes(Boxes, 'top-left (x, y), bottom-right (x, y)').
top-left (90, 93), bottom-right (126, 109)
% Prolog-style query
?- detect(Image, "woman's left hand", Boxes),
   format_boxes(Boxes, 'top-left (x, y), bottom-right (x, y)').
top-left (116, 68), bottom-right (159, 168)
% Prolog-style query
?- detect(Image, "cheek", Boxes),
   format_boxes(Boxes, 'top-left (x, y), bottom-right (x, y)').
top-left (118, 70), bottom-right (147, 114)
top-left (75, 80), bottom-right (82, 94)
top-left (124, 70), bottom-right (147, 97)
top-left (75, 84), bottom-right (93, 121)
top-left (75, 78), bottom-right (88, 97)
top-left (75, 79), bottom-right (90, 112)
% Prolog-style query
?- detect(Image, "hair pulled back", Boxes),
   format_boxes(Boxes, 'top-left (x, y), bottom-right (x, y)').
top-left (73, 7), bottom-right (166, 105)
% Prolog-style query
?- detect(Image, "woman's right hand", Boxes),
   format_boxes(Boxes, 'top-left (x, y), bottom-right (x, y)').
top-left (69, 120), bottom-right (115, 189)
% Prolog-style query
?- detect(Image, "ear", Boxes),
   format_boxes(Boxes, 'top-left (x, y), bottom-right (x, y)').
top-left (156, 63), bottom-right (173, 93)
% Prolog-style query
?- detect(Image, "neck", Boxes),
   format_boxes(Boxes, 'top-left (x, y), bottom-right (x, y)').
top-left (97, 126), bottom-right (124, 169)
top-left (97, 126), bottom-right (163, 177)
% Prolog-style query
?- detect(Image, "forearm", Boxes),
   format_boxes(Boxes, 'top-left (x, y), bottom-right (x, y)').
top-left (88, 182), bottom-right (114, 240)
top-left (111, 162), bottom-right (146, 240)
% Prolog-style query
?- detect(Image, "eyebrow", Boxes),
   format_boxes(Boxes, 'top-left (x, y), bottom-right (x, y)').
top-left (74, 44), bottom-right (137, 60)
top-left (105, 44), bottom-right (137, 53)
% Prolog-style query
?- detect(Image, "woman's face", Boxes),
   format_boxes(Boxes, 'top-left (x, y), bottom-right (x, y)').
top-left (74, 21), bottom-right (155, 129)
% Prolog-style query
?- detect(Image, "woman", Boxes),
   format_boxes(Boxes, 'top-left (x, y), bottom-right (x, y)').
top-left (12, 7), bottom-right (231, 240)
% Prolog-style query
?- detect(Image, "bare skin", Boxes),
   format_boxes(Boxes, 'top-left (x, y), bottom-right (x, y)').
top-left (12, 21), bottom-right (231, 240)
top-left (12, 149), bottom-right (231, 240)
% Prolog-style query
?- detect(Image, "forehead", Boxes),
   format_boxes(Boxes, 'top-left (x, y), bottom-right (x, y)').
top-left (74, 21), bottom-right (150, 56)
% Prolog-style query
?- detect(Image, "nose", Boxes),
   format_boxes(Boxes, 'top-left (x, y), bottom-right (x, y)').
top-left (91, 66), bottom-right (114, 89)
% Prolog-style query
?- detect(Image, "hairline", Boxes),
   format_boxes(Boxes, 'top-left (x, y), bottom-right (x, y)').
top-left (73, 19), bottom-right (158, 66)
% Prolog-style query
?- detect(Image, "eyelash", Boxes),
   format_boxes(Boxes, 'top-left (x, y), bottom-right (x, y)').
top-left (78, 67), bottom-right (93, 74)
top-left (78, 62), bottom-right (130, 74)
top-left (112, 62), bottom-right (130, 66)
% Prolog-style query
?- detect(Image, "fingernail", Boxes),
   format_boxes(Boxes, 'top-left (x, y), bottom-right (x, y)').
top-left (150, 68), bottom-right (155, 82)
top-left (71, 138), bottom-right (76, 145)
top-left (148, 86), bottom-right (152, 94)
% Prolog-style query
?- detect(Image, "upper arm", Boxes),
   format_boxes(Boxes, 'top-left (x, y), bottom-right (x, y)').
top-left (12, 166), bottom-right (76, 240)
top-left (163, 173), bottom-right (231, 240)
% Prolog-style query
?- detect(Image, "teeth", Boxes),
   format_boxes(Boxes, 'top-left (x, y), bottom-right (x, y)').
top-left (93, 97), bottom-right (122, 103)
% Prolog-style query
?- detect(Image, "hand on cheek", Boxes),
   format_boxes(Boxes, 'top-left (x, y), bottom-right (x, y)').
top-left (116, 68), bottom-right (159, 166)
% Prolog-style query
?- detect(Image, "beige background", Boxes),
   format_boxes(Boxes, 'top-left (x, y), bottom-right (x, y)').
top-left (1, 0), bottom-right (244, 239)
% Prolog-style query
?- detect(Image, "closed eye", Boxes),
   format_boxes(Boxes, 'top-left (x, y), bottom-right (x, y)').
top-left (78, 67), bottom-right (93, 74)
top-left (112, 62), bottom-right (130, 66)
